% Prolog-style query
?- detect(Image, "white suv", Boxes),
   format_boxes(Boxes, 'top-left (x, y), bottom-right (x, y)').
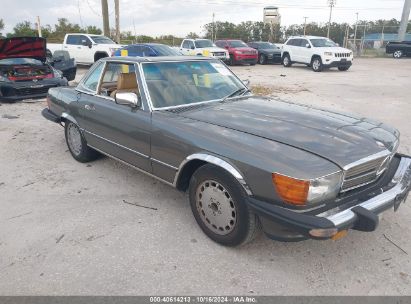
top-left (281, 36), bottom-right (353, 72)
top-left (180, 39), bottom-right (229, 61)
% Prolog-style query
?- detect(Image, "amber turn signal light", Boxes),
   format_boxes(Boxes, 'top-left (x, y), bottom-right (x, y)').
top-left (272, 173), bottom-right (309, 205)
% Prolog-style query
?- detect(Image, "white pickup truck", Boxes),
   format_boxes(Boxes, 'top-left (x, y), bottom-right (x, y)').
top-left (47, 33), bottom-right (123, 65)
top-left (180, 39), bottom-right (229, 61)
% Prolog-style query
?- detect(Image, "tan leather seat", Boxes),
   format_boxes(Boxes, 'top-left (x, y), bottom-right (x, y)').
top-left (110, 73), bottom-right (138, 98)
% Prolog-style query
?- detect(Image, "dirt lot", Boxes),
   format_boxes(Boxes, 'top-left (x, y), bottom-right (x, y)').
top-left (0, 58), bottom-right (410, 295)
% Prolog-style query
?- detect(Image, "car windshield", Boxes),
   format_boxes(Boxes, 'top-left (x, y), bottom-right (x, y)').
top-left (0, 58), bottom-right (43, 65)
top-left (194, 40), bottom-right (214, 48)
top-left (142, 60), bottom-right (245, 109)
top-left (152, 45), bottom-right (182, 56)
top-left (257, 42), bottom-right (275, 49)
top-left (90, 36), bottom-right (116, 44)
top-left (228, 40), bottom-right (248, 48)
top-left (310, 38), bottom-right (338, 47)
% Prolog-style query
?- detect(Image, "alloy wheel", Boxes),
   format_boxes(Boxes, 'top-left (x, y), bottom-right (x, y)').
top-left (67, 123), bottom-right (82, 156)
top-left (195, 180), bottom-right (237, 235)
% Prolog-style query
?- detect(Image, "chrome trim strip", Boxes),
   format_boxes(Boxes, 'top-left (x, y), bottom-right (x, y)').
top-left (88, 145), bottom-right (174, 187)
top-left (61, 113), bottom-right (78, 125)
top-left (321, 157), bottom-right (411, 227)
top-left (84, 130), bottom-right (149, 159)
top-left (343, 150), bottom-right (391, 171)
top-left (174, 153), bottom-right (252, 195)
top-left (151, 158), bottom-right (178, 171)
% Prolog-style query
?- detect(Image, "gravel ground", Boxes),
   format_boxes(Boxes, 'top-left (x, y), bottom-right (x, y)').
top-left (0, 58), bottom-right (410, 295)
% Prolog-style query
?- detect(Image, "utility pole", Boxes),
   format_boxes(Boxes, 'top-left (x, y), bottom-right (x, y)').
top-left (114, 0), bottom-right (120, 43)
top-left (101, 0), bottom-right (110, 37)
top-left (327, 0), bottom-right (336, 38)
top-left (212, 13), bottom-right (215, 41)
top-left (303, 17), bottom-right (308, 35)
top-left (36, 16), bottom-right (42, 37)
top-left (398, 0), bottom-right (411, 41)
top-left (354, 12), bottom-right (359, 43)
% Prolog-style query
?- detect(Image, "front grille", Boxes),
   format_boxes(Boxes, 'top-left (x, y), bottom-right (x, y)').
top-left (341, 152), bottom-right (393, 192)
top-left (16, 86), bottom-right (53, 96)
top-left (335, 53), bottom-right (351, 58)
top-left (212, 52), bottom-right (226, 57)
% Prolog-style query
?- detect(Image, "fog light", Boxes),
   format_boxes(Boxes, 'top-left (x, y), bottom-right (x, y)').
top-left (309, 228), bottom-right (338, 238)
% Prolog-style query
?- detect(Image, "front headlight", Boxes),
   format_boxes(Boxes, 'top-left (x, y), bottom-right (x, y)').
top-left (324, 52), bottom-right (333, 56)
top-left (272, 171), bottom-right (342, 206)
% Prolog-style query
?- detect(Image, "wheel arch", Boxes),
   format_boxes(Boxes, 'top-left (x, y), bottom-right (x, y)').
top-left (61, 112), bottom-right (78, 125)
top-left (311, 54), bottom-right (322, 62)
top-left (94, 51), bottom-right (109, 62)
top-left (174, 153), bottom-right (252, 195)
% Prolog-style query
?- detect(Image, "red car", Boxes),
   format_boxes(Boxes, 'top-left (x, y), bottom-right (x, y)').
top-left (215, 39), bottom-right (258, 66)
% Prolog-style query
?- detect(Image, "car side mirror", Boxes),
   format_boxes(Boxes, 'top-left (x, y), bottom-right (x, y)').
top-left (306, 43), bottom-right (311, 48)
top-left (242, 79), bottom-right (250, 87)
top-left (115, 92), bottom-right (141, 108)
top-left (191, 46), bottom-right (195, 50)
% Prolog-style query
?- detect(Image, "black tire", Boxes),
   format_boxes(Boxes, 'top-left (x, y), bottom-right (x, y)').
top-left (259, 54), bottom-right (266, 65)
top-left (282, 54), bottom-right (292, 67)
top-left (64, 121), bottom-right (99, 163)
top-left (338, 66), bottom-right (350, 71)
top-left (393, 50), bottom-right (403, 59)
top-left (189, 164), bottom-right (259, 246)
top-left (311, 56), bottom-right (323, 72)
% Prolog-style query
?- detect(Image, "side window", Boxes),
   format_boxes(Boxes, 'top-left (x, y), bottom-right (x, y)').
top-left (142, 46), bottom-right (155, 56)
top-left (188, 41), bottom-right (195, 49)
top-left (79, 35), bottom-right (91, 46)
top-left (182, 40), bottom-right (189, 49)
top-left (300, 39), bottom-right (309, 47)
top-left (98, 62), bottom-right (138, 99)
top-left (81, 62), bottom-right (104, 92)
top-left (126, 45), bottom-right (142, 56)
top-left (66, 35), bottom-right (80, 45)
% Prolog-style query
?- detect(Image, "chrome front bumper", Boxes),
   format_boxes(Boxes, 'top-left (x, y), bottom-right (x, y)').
top-left (323, 156), bottom-right (411, 228)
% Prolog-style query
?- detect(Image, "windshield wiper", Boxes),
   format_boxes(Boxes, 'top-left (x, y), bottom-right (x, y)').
top-left (221, 87), bottom-right (250, 103)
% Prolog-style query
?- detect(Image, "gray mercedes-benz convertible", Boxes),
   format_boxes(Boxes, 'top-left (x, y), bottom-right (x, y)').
top-left (42, 56), bottom-right (411, 246)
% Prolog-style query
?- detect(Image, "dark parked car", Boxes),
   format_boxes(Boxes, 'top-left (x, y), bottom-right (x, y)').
top-left (215, 39), bottom-right (258, 65)
top-left (247, 41), bottom-right (282, 64)
top-left (0, 37), bottom-right (71, 102)
top-left (386, 41), bottom-right (411, 58)
top-left (42, 56), bottom-right (411, 246)
top-left (46, 49), bottom-right (77, 81)
top-left (113, 43), bottom-right (182, 57)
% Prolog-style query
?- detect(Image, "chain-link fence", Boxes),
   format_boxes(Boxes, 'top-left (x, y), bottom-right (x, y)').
top-left (343, 25), bottom-right (410, 57)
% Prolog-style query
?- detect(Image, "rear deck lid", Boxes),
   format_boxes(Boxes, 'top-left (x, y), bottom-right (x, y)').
top-left (0, 37), bottom-right (46, 61)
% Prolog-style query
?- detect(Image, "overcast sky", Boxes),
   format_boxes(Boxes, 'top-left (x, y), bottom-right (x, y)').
top-left (2, 0), bottom-right (408, 37)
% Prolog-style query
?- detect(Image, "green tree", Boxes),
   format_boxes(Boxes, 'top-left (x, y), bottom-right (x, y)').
top-left (0, 18), bottom-right (4, 37)
top-left (8, 21), bottom-right (37, 37)
top-left (186, 32), bottom-right (199, 39)
top-left (84, 25), bottom-right (102, 35)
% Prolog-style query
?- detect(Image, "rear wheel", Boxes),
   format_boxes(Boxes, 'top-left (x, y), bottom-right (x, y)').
top-left (393, 50), bottom-right (403, 59)
top-left (189, 164), bottom-right (259, 246)
top-left (311, 57), bottom-right (323, 72)
top-left (65, 121), bottom-right (99, 163)
top-left (282, 54), bottom-right (292, 67)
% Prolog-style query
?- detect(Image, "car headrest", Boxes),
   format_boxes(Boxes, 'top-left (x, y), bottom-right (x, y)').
top-left (117, 73), bottom-right (137, 90)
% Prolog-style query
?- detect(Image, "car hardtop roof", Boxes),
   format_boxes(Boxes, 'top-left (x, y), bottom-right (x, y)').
top-left (287, 35), bottom-right (330, 40)
top-left (185, 38), bottom-right (212, 41)
top-left (101, 56), bottom-right (215, 63)
top-left (216, 39), bottom-right (245, 42)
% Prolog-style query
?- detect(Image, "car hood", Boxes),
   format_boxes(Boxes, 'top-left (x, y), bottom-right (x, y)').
top-left (0, 37), bottom-right (47, 61)
top-left (179, 97), bottom-right (399, 168)
top-left (319, 46), bottom-right (352, 53)
top-left (231, 47), bottom-right (256, 52)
